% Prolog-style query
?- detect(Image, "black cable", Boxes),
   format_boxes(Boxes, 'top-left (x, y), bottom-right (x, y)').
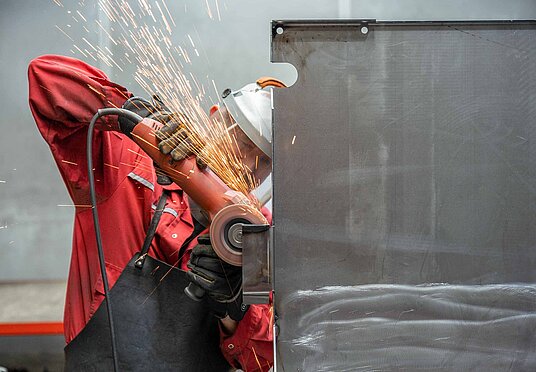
top-left (87, 108), bottom-right (142, 372)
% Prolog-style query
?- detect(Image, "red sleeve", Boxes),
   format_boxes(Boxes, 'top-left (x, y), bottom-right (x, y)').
top-left (220, 304), bottom-right (274, 371)
top-left (28, 54), bottom-right (130, 128)
top-left (28, 55), bottom-right (133, 204)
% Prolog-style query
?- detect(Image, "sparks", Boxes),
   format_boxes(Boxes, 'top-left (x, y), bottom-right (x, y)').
top-left (55, 25), bottom-right (74, 41)
top-left (214, 0), bottom-right (221, 21)
top-left (76, 10), bottom-right (87, 22)
top-left (59, 0), bottom-right (260, 206)
top-left (251, 346), bottom-right (263, 372)
top-left (204, 0), bottom-right (213, 19)
top-left (87, 84), bottom-right (105, 97)
top-left (61, 160), bottom-right (79, 165)
top-left (187, 34), bottom-right (195, 48)
top-left (96, 20), bottom-right (118, 45)
top-left (104, 162), bottom-right (119, 170)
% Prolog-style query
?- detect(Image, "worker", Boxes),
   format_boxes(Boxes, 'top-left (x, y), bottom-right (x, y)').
top-left (28, 54), bottom-right (274, 371)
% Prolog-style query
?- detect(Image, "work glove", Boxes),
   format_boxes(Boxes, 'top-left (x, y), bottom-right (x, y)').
top-left (187, 234), bottom-right (248, 321)
top-left (155, 119), bottom-right (207, 169)
top-left (118, 95), bottom-right (174, 132)
top-left (120, 95), bottom-right (184, 185)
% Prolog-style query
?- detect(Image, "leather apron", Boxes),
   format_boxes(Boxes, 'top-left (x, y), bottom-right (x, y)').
top-left (64, 192), bottom-right (231, 371)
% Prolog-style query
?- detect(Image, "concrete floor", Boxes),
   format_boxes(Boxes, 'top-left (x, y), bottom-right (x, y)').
top-left (0, 281), bottom-right (66, 371)
top-left (0, 281), bottom-right (65, 323)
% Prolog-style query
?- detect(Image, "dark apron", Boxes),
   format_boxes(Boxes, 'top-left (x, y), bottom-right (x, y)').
top-left (64, 192), bottom-right (231, 371)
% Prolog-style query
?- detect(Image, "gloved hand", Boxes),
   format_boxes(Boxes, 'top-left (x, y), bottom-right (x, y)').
top-left (118, 95), bottom-right (174, 133)
top-left (187, 234), bottom-right (248, 321)
top-left (155, 119), bottom-right (207, 169)
top-left (120, 95), bottom-right (206, 166)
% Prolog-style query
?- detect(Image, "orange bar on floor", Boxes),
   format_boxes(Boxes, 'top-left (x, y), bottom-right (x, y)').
top-left (0, 322), bottom-right (64, 336)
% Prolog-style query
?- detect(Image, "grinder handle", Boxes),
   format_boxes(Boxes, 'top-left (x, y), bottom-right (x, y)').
top-left (256, 76), bottom-right (287, 89)
top-left (184, 282), bottom-right (205, 302)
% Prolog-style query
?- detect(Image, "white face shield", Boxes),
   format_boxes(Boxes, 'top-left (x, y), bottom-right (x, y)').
top-left (212, 79), bottom-right (285, 206)
top-left (222, 82), bottom-right (273, 158)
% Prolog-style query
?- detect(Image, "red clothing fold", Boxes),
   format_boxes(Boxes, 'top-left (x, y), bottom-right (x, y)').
top-left (28, 54), bottom-right (272, 371)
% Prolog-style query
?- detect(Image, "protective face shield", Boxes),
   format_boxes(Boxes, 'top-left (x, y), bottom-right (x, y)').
top-left (210, 78), bottom-right (286, 205)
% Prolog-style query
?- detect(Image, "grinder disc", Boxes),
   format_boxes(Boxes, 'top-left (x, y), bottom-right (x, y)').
top-left (210, 203), bottom-right (267, 266)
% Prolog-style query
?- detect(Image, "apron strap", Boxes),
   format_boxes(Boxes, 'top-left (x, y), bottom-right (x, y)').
top-left (135, 190), bottom-right (169, 269)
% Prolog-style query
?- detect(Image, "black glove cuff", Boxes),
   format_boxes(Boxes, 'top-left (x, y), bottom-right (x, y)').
top-left (206, 296), bottom-right (249, 321)
top-left (228, 303), bottom-right (249, 321)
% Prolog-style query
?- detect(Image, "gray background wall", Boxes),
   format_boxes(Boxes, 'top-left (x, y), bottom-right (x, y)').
top-left (1, 0), bottom-right (535, 281)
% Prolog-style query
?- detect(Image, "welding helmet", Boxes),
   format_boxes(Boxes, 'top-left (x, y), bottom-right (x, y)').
top-left (209, 78), bottom-right (286, 204)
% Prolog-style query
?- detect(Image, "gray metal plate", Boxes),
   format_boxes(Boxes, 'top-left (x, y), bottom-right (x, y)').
top-left (272, 20), bottom-right (536, 371)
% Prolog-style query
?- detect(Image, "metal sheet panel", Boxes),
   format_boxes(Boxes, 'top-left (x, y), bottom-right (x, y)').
top-left (272, 21), bottom-right (536, 371)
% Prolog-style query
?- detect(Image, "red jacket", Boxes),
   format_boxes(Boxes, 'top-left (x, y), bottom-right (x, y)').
top-left (28, 54), bottom-right (273, 371)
